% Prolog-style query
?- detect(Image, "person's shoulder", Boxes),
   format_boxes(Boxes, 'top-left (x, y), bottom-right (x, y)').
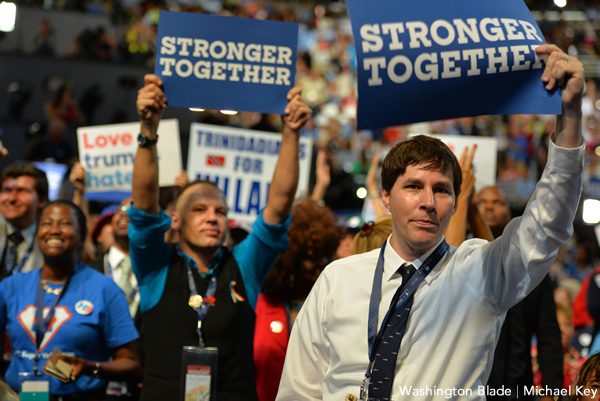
top-left (0, 269), bottom-right (39, 291)
top-left (447, 237), bottom-right (491, 264)
top-left (322, 248), bottom-right (380, 276)
top-left (77, 264), bottom-right (117, 288)
top-left (454, 238), bottom-right (490, 253)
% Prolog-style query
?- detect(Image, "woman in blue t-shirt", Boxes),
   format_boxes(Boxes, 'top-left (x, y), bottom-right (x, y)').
top-left (0, 200), bottom-right (140, 399)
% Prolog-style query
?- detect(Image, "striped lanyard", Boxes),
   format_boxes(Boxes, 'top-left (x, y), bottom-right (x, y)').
top-left (179, 246), bottom-right (223, 347)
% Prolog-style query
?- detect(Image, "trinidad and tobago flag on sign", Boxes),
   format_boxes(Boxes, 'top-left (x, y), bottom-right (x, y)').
top-left (206, 154), bottom-right (225, 167)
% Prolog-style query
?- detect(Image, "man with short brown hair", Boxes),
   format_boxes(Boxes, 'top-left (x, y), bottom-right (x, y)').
top-left (0, 162), bottom-right (48, 277)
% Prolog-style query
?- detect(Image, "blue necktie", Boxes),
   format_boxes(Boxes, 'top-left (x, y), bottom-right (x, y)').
top-left (368, 263), bottom-right (417, 401)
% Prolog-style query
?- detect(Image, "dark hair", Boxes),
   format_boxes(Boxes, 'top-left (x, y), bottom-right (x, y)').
top-left (175, 179), bottom-right (224, 206)
top-left (573, 353), bottom-right (600, 400)
top-left (381, 135), bottom-right (462, 198)
top-left (1, 161), bottom-right (49, 204)
top-left (262, 198), bottom-right (340, 300)
top-left (37, 200), bottom-right (87, 253)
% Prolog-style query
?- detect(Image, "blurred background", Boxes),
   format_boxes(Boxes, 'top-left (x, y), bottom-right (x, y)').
top-left (0, 0), bottom-right (599, 245)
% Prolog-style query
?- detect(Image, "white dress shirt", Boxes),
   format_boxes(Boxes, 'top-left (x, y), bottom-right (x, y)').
top-left (276, 141), bottom-right (584, 401)
top-left (106, 246), bottom-right (139, 317)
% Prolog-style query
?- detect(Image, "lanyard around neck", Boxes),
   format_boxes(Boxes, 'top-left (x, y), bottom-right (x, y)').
top-left (13, 240), bottom-right (34, 273)
top-left (366, 240), bottom-right (449, 365)
top-left (33, 265), bottom-right (76, 375)
top-left (34, 268), bottom-right (75, 349)
top-left (180, 246), bottom-right (224, 344)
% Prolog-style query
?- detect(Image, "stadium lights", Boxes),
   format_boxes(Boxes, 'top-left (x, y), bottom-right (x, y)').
top-left (189, 108), bottom-right (205, 112)
top-left (346, 216), bottom-right (362, 228)
top-left (554, 0), bottom-right (567, 8)
top-left (220, 110), bottom-right (238, 115)
top-left (0, 2), bottom-right (16, 32)
top-left (356, 187), bottom-right (368, 199)
top-left (582, 199), bottom-right (600, 224)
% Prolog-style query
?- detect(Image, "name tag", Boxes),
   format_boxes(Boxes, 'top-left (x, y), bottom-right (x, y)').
top-left (21, 380), bottom-right (49, 401)
top-left (181, 346), bottom-right (218, 401)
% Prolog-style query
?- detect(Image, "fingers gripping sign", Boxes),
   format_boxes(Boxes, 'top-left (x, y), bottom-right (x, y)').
top-left (137, 74), bottom-right (168, 131)
top-left (535, 44), bottom-right (584, 110)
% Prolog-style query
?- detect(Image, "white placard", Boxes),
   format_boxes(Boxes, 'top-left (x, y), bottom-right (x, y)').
top-left (77, 119), bottom-right (182, 201)
top-left (187, 123), bottom-right (313, 224)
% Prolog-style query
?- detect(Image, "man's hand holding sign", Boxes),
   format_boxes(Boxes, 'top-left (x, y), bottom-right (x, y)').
top-left (347, 0), bottom-right (566, 129)
top-left (536, 43), bottom-right (585, 148)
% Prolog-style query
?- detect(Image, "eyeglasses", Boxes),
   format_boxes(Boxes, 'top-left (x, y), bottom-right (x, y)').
top-left (119, 203), bottom-right (130, 213)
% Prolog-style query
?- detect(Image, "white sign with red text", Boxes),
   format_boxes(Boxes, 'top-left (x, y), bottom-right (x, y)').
top-left (77, 119), bottom-right (182, 201)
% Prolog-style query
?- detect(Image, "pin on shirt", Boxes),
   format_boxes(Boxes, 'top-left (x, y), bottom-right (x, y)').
top-left (74, 300), bottom-right (94, 316)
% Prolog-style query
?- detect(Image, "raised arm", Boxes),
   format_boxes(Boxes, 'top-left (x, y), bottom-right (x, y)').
top-left (477, 46), bottom-right (585, 310)
top-left (69, 162), bottom-right (86, 209)
top-left (263, 87), bottom-right (311, 225)
top-left (69, 161), bottom-right (96, 262)
top-left (311, 150), bottom-right (330, 203)
top-left (536, 44), bottom-right (584, 148)
top-left (132, 74), bottom-right (166, 214)
top-left (366, 150), bottom-right (387, 221)
top-left (446, 145), bottom-right (494, 246)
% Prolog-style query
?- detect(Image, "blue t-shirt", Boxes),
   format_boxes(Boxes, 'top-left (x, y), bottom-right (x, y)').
top-left (0, 264), bottom-right (139, 395)
top-left (127, 206), bottom-right (290, 312)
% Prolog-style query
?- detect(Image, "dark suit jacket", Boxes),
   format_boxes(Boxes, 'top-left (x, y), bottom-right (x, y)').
top-left (487, 274), bottom-right (563, 400)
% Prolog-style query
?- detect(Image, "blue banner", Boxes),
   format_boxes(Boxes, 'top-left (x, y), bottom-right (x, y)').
top-left (347, 0), bottom-right (561, 129)
top-left (155, 11), bottom-right (299, 115)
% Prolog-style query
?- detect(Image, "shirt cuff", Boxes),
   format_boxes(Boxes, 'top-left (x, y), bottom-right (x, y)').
top-left (547, 139), bottom-right (585, 173)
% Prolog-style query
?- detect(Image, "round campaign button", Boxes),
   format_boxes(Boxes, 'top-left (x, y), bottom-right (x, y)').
top-left (74, 300), bottom-right (94, 315)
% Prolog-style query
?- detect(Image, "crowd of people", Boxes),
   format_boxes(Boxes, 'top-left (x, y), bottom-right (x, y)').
top-left (1, 1), bottom-right (600, 401)
top-left (7, 0), bottom-right (600, 211)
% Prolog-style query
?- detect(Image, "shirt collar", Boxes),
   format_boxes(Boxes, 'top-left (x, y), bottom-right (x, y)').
top-left (107, 246), bottom-right (127, 268)
top-left (178, 245), bottom-right (224, 279)
top-left (8, 223), bottom-right (37, 245)
top-left (383, 235), bottom-right (445, 282)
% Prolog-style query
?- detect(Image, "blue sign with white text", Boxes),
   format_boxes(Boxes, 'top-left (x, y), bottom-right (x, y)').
top-left (155, 11), bottom-right (299, 115)
top-left (347, 0), bottom-right (561, 129)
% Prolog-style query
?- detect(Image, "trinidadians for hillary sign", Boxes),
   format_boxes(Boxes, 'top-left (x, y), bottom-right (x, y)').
top-left (77, 120), bottom-right (182, 202)
top-left (347, 0), bottom-right (562, 129)
top-left (187, 123), bottom-right (313, 224)
top-left (155, 11), bottom-right (299, 115)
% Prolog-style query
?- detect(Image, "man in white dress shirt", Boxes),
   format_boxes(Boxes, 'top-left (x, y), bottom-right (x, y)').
top-left (277, 44), bottom-right (585, 401)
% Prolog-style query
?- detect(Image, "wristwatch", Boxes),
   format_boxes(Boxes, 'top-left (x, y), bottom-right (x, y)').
top-left (92, 362), bottom-right (101, 377)
top-left (137, 133), bottom-right (158, 148)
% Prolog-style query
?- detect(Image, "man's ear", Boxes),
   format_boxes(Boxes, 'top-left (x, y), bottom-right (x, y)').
top-left (382, 190), bottom-right (391, 211)
top-left (171, 212), bottom-right (181, 230)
